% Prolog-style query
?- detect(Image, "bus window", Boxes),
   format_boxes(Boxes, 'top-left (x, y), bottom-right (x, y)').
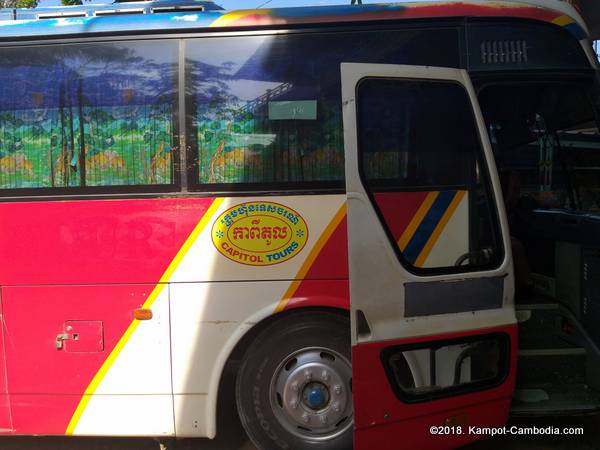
top-left (184, 28), bottom-right (460, 191)
top-left (0, 40), bottom-right (178, 192)
top-left (357, 78), bottom-right (503, 272)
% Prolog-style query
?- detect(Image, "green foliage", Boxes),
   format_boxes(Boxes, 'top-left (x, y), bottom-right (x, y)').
top-left (0, 0), bottom-right (39, 8)
top-left (0, 0), bottom-right (85, 10)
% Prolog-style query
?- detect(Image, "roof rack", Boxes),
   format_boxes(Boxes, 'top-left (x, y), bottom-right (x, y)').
top-left (1, 0), bottom-right (222, 21)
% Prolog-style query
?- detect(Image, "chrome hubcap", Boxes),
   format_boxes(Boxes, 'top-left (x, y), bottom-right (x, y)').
top-left (270, 347), bottom-right (353, 440)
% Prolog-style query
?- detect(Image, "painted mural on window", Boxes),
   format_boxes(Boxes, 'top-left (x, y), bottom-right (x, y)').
top-left (0, 41), bottom-right (177, 190)
top-left (185, 29), bottom-right (461, 187)
top-left (186, 35), bottom-right (345, 186)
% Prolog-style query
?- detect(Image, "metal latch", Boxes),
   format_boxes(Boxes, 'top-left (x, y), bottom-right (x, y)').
top-left (55, 329), bottom-right (79, 350)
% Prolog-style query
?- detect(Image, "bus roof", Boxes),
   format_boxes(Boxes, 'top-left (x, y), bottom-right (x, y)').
top-left (0, 0), bottom-right (588, 41)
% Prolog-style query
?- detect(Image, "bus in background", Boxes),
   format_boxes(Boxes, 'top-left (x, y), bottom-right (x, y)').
top-left (0, 1), bottom-right (598, 449)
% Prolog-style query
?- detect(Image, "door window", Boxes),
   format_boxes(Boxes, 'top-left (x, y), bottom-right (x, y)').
top-left (381, 333), bottom-right (510, 403)
top-left (357, 78), bottom-right (503, 272)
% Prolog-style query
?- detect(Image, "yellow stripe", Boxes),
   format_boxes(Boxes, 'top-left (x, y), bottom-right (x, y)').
top-left (397, 192), bottom-right (438, 251)
top-left (552, 15), bottom-right (575, 27)
top-left (210, 9), bottom-right (271, 27)
top-left (414, 191), bottom-right (466, 268)
top-left (273, 203), bottom-right (347, 314)
top-left (66, 197), bottom-right (225, 435)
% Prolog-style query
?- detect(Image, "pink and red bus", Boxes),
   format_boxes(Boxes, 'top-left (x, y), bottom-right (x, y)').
top-left (0, 0), bottom-right (599, 449)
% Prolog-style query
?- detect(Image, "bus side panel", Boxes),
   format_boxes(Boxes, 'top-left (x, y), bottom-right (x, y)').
top-left (168, 195), bottom-right (348, 437)
top-left (0, 292), bottom-right (11, 433)
top-left (0, 197), bottom-right (215, 435)
top-left (2, 284), bottom-right (174, 436)
top-left (0, 194), bottom-right (349, 436)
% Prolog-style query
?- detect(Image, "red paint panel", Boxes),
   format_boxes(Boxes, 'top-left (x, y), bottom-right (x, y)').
top-left (352, 324), bottom-right (518, 450)
top-left (63, 321), bottom-right (104, 353)
top-left (0, 197), bottom-right (216, 435)
top-left (9, 394), bottom-right (82, 436)
top-left (304, 216), bottom-right (349, 280)
top-left (3, 284), bottom-right (155, 434)
top-left (354, 398), bottom-right (511, 450)
top-left (340, 4), bottom-right (562, 23)
top-left (284, 217), bottom-right (349, 311)
top-left (0, 300), bottom-right (12, 432)
top-left (0, 197), bottom-right (214, 286)
top-left (284, 280), bottom-right (349, 311)
top-left (373, 192), bottom-right (428, 242)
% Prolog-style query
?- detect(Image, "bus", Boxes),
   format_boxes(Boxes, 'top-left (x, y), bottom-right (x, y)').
top-left (0, 0), bottom-right (598, 449)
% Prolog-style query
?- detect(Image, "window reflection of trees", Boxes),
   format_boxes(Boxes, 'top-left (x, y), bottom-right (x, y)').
top-left (0, 42), bottom-right (177, 189)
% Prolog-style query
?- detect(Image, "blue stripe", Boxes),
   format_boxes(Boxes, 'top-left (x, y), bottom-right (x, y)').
top-left (563, 22), bottom-right (587, 40)
top-left (402, 190), bottom-right (456, 264)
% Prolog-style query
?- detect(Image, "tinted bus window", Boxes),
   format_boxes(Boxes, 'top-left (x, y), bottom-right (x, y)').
top-left (185, 28), bottom-right (459, 190)
top-left (0, 40), bottom-right (178, 192)
top-left (357, 79), bottom-right (503, 272)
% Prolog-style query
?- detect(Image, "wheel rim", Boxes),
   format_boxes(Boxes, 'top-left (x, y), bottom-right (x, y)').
top-left (270, 347), bottom-right (353, 441)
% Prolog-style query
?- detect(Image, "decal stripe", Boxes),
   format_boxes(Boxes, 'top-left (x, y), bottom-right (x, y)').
top-left (274, 203), bottom-right (347, 313)
top-left (403, 191), bottom-right (456, 264)
top-left (414, 190), bottom-right (466, 267)
top-left (209, 9), bottom-right (272, 27)
top-left (397, 191), bottom-right (438, 251)
top-left (65, 197), bottom-right (225, 435)
top-left (552, 14), bottom-right (575, 27)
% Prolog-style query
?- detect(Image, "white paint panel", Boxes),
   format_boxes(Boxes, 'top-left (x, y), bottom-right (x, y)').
top-left (423, 193), bottom-right (469, 268)
top-left (73, 395), bottom-right (174, 436)
top-left (72, 289), bottom-right (174, 436)
top-left (170, 282), bottom-right (289, 395)
top-left (170, 282), bottom-right (295, 438)
top-left (341, 63), bottom-right (514, 347)
top-left (93, 289), bottom-right (172, 395)
top-left (167, 195), bottom-right (345, 437)
top-left (173, 394), bottom-right (208, 437)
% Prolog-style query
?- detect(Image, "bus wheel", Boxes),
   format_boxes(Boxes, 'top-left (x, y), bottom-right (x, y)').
top-left (236, 310), bottom-right (353, 450)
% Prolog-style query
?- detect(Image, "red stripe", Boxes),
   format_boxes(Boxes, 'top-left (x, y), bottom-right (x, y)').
top-left (284, 216), bottom-right (349, 311)
top-left (374, 192), bottom-right (429, 242)
top-left (227, 4), bottom-right (563, 28)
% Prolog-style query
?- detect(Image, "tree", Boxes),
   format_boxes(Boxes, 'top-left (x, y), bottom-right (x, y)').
top-left (0, 0), bottom-right (39, 8)
top-left (61, 0), bottom-right (82, 5)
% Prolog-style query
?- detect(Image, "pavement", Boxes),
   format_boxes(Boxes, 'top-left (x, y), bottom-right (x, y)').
top-left (0, 415), bottom-right (598, 450)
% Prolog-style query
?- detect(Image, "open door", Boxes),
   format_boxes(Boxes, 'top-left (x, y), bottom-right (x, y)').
top-left (342, 63), bottom-right (518, 450)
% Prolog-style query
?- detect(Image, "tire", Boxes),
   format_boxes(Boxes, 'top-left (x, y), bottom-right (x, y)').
top-left (236, 310), bottom-right (353, 450)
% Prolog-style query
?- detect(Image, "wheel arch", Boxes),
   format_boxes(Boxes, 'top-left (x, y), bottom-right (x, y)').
top-left (208, 304), bottom-right (350, 439)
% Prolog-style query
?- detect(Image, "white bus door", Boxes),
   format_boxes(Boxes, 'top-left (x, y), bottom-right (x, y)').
top-left (342, 63), bottom-right (518, 450)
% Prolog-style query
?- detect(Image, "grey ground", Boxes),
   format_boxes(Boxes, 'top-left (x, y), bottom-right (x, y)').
top-left (0, 415), bottom-right (598, 450)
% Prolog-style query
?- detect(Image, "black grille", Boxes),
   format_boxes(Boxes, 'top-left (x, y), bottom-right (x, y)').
top-left (481, 40), bottom-right (529, 64)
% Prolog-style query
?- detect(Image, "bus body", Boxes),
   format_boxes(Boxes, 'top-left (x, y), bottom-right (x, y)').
top-left (0, 1), bottom-right (599, 449)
